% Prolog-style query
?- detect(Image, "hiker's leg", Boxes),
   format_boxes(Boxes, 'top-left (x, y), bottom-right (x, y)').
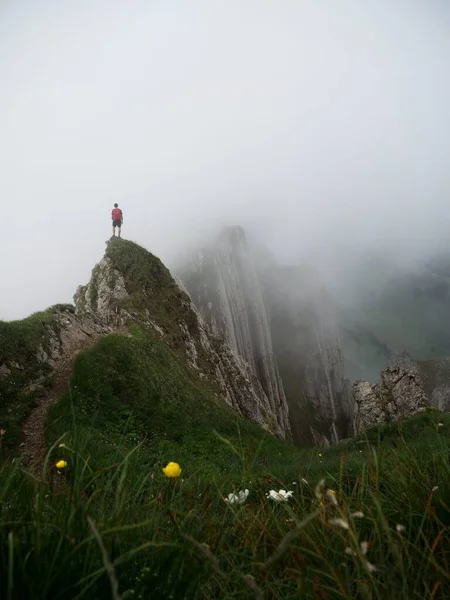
top-left (118, 225), bottom-right (121, 238)
top-left (112, 224), bottom-right (115, 237)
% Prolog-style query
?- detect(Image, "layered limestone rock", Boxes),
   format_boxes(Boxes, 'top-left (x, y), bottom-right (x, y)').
top-left (352, 361), bottom-right (429, 434)
top-left (74, 257), bottom-right (130, 328)
top-left (176, 227), bottom-right (291, 439)
top-left (74, 238), bottom-right (290, 438)
top-left (177, 227), bottom-right (351, 446)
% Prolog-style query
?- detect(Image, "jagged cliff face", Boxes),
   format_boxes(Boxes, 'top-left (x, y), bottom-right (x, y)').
top-left (173, 227), bottom-right (291, 438)
top-left (177, 228), bottom-right (351, 446)
top-left (74, 239), bottom-right (290, 438)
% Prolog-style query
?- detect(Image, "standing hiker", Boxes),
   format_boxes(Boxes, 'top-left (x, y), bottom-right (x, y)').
top-left (111, 203), bottom-right (123, 237)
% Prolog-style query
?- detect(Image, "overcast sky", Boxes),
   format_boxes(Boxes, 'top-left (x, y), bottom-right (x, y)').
top-left (1, 0), bottom-right (449, 319)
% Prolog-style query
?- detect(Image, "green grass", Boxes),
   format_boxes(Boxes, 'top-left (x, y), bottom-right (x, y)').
top-left (1, 410), bottom-right (449, 599)
top-left (0, 309), bottom-right (55, 361)
top-left (105, 239), bottom-right (195, 337)
top-left (45, 328), bottom-right (292, 479)
top-left (0, 309), bottom-right (61, 449)
top-left (1, 326), bottom-right (449, 598)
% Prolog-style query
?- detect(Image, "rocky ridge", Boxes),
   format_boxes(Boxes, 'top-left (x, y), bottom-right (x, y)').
top-left (74, 239), bottom-right (291, 438)
top-left (0, 238), bottom-right (294, 468)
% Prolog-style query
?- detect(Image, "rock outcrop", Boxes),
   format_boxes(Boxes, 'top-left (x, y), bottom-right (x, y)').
top-left (352, 363), bottom-right (428, 435)
top-left (0, 306), bottom-right (111, 394)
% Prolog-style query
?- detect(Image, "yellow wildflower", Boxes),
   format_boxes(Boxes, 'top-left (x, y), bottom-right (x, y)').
top-left (55, 460), bottom-right (67, 469)
top-left (162, 462), bottom-right (182, 478)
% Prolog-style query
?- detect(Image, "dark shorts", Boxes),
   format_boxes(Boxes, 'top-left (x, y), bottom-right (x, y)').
top-left (112, 220), bottom-right (122, 228)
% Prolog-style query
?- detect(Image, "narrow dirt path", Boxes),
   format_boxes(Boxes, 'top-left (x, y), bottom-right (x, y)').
top-left (19, 323), bottom-right (113, 475)
top-left (21, 354), bottom-right (81, 475)
top-left (20, 321), bottom-right (129, 475)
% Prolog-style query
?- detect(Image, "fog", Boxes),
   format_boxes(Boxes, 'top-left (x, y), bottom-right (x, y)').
top-left (1, 0), bottom-right (449, 320)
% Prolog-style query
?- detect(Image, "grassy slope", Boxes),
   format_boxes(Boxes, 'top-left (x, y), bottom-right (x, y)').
top-left (1, 328), bottom-right (449, 598)
top-left (45, 328), bottom-right (289, 479)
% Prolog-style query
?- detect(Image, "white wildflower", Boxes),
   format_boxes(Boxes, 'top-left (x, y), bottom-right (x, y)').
top-left (396, 524), bottom-right (406, 533)
top-left (267, 489), bottom-right (293, 502)
top-left (326, 489), bottom-right (338, 506)
top-left (225, 489), bottom-right (249, 505)
top-left (360, 541), bottom-right (369, 555)
top-left (351, 511), bottom-right (365, 519)
top-left (329, 518), bottom-right (349, 530)
top-left (432, 486), bottom-right (439, 493)
top-left (315, 479), bottom-right (325, 500)
top-left (438, 422), bottom-right (444, 428)
top-left (345, 546), bottom-right (356, 556)
top-left (365, 561), bottom-right (377, 573)
top-left (301, 478), bottom-right (308, 485)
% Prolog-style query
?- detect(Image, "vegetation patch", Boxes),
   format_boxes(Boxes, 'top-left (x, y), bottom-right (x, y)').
top-left (0, 310), bottom-right (58, 449)
top-left (1, 405), bottom-right (449, 598)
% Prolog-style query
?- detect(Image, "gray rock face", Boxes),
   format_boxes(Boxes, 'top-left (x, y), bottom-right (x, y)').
top-left (0, 305), bottom-right (112, 427)
top-left (74, 256), bottom-right (129, 327)
top-left (36, 310), bottom-right (111, 369)
top-left (177, 227), bottom-right (351, 445)
top-left (177, 227), bottom-right (291, 439)
top-left (352, 364), bottom-right (428, 434)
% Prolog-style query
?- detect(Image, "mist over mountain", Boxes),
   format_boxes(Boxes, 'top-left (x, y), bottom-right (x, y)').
top-left (177, 225), bottom-right (450, 444)
top-left (177, 227), bottom-right (352, 445)
top-left (1, 1), bottom-right (450, 320)
top-left (320, 251), bottom-right (450, 381)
